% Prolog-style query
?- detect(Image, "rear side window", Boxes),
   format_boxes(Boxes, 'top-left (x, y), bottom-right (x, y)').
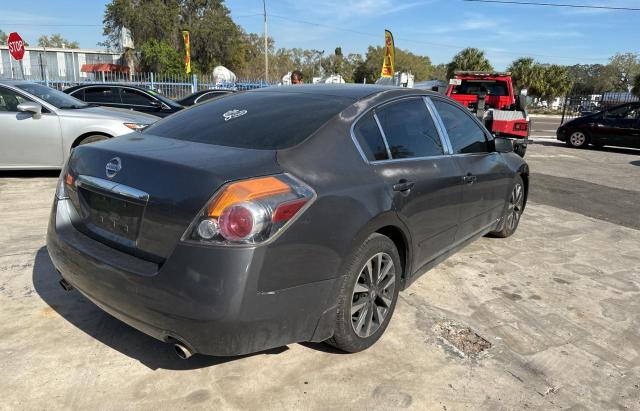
top-left (83, 87), bottom-right (117, 104)
top-left (375, 98), bottom-right (443, 159)
top-left (433, 100), bottom-right (488, 154)
top-left (121, 88), bottom-right (154, 106)
top-left (144, 91), bottom-right (354, 150)
top-left (353, 112), bottom-right (389, 161)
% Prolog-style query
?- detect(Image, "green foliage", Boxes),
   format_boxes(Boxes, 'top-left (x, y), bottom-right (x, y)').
top-left (0, 30), bottom-right (7, 45)
top-left (538, 64), bottom-right (573, 103)
top-left (446, 48), bottom-right (493, 79)
top-left (352, 45), bottom-right (433, 84)
top-left (608, 53), bottom-right (640, 91)
top-left (103, 0), bottom-right (247, 74)
top-left (632, 73), bottom-right (640, 97)
top-left (38, 34), bottom-right (80, 49)
top-left (508, 57), bottom-right (543, 93)
top-left (139, 39), bottom-right (183, 75)
top-left (566, 64), bottom-right (617, 94)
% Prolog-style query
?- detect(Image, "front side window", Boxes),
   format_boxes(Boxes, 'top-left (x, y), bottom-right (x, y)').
top-left (375, 98), bottom-right (443, 159)
top-left (353, 112), bottom-right (389, 161)
top-left (433, 100), bottom-right (488, 154)
top-left (0, 87), bottom-right (29, 112)
top-left (120, 88), bottom-right (154, 106)
top-left (83, 87), bottom-right (117, 104)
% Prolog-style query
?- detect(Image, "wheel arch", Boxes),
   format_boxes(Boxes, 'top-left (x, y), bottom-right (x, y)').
top-left (71, 131), bottom-right (113, 149)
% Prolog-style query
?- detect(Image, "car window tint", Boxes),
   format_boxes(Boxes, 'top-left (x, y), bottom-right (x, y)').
top-left (83, 87), bottom-right (117, 104)
top-left (120, 89), bottom-right (153, 106)
top-left (0, 87), bottom-right (29, 112)
top-left (353, 112), bottom-right (389, 161)
top-left (144, 91), bottom-right (354, 150)
top-left (375, 98), bottom-right (443, 159)
top-left (433, 100), bottom-right (488, 154)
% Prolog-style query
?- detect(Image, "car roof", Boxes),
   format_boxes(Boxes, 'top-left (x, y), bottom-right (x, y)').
top-left (0, 80), bottom-right (36, 87)
top-left (249, 84), bottom-right (428, 101)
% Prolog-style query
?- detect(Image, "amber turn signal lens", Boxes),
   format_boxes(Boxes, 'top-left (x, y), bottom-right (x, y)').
top-left (207, 176), bottom-right (291, 217)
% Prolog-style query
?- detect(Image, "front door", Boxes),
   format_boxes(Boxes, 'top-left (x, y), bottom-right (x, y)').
top-left (0, 86), bottom-right (63, 168)
top-left (431, 98), bottom-right (511, 242)
top-left (595, 104), bottom-right (640, 147)
top-left (353, 97), bottom-right (462, 270)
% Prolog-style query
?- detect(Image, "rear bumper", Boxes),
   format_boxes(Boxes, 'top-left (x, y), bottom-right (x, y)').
top-left (46, 199), bottom-right (340, 356)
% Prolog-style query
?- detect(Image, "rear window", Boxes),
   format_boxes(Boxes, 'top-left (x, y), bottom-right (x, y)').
top-left (452, 80), bottom-right (508, 97)
top-left (144, 91), bottom-right (354, 150)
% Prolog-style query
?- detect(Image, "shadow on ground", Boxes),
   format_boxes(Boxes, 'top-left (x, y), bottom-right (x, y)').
top-left (0, 170), bottom-right (60, 178)
top-left (32, 246), bottom-right (289, 370)
top-left (532, 140), bottom-right (640, 155)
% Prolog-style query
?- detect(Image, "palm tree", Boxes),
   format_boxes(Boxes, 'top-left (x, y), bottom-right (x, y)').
top-left (446, 48), bottom-right (493, 80)
top-left (508, 57), bottom-right (544, 94)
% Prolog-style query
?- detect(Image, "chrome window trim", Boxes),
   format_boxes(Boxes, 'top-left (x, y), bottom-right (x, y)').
top-left (423, 97), bottom-right (453, 155)
top-left (76, 175), bottom-right (150, 202)
top-left (372, 112), bottom-right (393, 160)
top-left (428, 97), bottom-right (494, 156)
top-left (349, 94), bottom-right (450, 165)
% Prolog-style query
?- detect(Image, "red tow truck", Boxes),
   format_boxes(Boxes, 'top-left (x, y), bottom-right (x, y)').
top-left (446, 71), bottom-right (530, 157)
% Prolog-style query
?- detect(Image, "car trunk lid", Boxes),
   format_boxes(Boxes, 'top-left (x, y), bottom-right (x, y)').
top-left (66, 133), bottom-right (282, 262)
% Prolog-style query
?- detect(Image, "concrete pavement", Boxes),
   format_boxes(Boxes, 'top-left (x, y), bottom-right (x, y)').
top-left (0, 141), bottom-right (639, 409)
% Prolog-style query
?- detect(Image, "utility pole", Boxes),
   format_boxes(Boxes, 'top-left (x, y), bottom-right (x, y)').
top-left (263, 0), bottom-right (269, 83)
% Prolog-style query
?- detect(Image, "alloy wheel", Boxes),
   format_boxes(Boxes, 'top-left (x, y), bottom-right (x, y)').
top-left (506, 183), bottom-right (524, 232)
top-left (569, 132), bottom-right (586, 147)
top-left (350, 252), bottom-right (396, 338)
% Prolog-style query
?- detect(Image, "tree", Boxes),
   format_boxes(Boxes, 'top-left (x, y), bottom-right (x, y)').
top-left (430, 64), bottom-right (448, 82)
top-left (353, 45), bottom-right (432, 84)
top-left (0, 29), bottom-right (7, 45)
top-left (103, 0), bottom-right (248, 75)
top-left (446, 48), bottom-right (493, 80)
top-left (632, 73), bottom-right (640, 97)
top-left (508, 57), bottom-right (543, 94)
top-left (538, 65), bottom-right (573, 108)
top-left (139, 39), bottom-right (182, 75)
top-left (566, 64), bottom-right (617, 95)
top-left (38, 34), bottom-right (79, 48)
top-left (608, 53), bottom-right (640, 92)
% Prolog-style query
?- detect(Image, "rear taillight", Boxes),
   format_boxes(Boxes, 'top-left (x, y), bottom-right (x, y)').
top-left (514, 122), bottom-right (528, 131)
top-left (55, 161), bottom-right (73, 200)
top-left (182, 174), bottom-right (315, 245)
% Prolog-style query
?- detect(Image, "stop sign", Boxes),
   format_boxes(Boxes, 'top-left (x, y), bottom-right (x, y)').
top-left (8, 32), bottom-right (25, 60)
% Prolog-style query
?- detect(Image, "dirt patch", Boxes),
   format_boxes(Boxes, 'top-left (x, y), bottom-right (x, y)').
top-left (433, 320), bottom-right (492, 358)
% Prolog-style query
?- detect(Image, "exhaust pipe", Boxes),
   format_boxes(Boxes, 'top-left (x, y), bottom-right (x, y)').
top-left (59, 278), bottom-right (74, 291)
top-left (173, 343), bottom-right (193, 360)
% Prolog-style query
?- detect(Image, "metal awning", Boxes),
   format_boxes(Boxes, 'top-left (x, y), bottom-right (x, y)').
top-left (80, 63), bottom-right (129, 73)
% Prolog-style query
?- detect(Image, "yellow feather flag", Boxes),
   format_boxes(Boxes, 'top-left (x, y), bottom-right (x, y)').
top-left (380, 30), bottom-right (395, 78)
top-left (182, 30), bottom-right (191, 74)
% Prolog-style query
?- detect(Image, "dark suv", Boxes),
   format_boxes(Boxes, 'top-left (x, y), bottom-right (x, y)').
top-left (64, 84), bottom-right (183, 118)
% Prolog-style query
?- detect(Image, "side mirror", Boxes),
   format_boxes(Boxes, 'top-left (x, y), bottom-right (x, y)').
top-left (493, 137), bottom-right (514, 153)
top-left (17, 102), bottom-right (42, 117)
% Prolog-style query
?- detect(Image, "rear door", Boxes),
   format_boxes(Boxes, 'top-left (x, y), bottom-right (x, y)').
top-left (431, 98), bottom-right (511, 242)
top-left (353, 97), bottom-right (462, 270)
top-left (0, 85), bottom-right (63, 168)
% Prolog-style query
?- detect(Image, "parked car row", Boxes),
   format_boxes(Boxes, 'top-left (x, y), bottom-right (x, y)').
top-left (63, 84), bottom-right (235, 116)
top-left (557, 101), bottom-right (640, 149)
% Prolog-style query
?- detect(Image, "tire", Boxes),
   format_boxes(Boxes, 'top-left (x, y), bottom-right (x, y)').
top-left (514, 143), bottom-right (527, 157)
top-left (326, 233), bottom-right (401, 353)
top-left (490, 175), bottom-right (525, 238)
top-left (77, 134), bottom-right (108, 146)
top-left (566, 130), bottom-right (589, 148)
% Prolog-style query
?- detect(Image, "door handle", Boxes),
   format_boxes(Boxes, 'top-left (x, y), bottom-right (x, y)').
top-left (393, 179), bottom-right (415, 192)
top-left (463, 174), bottom-right (477, 185)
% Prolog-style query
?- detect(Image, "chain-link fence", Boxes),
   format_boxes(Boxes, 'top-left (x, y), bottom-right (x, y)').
top-left (561, 91), bottom-right (640, 123)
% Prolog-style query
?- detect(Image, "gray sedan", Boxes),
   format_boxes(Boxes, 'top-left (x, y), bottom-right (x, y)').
top-left (0, 80), bottom-right (158, 170)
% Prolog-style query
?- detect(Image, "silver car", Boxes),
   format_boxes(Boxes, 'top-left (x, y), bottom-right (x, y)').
top-left (0, 80), bottom-right (158, 170)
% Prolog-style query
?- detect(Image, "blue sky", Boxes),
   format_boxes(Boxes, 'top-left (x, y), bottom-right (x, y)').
top-left (1, 0), bottom-right (638, 69)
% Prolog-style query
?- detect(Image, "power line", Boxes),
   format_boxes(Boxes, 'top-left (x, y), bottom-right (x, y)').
top-left (462, 0), bottom-right (640, 11)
